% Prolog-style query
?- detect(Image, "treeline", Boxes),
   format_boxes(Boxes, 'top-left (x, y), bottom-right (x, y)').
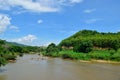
top-left (0, 40), bottom-right (42, 67)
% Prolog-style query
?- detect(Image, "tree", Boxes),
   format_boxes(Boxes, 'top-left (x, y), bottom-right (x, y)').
top-left (46, 43), bottom-right (59, 56)
top-left (73, 40), bottom-right (93, 53)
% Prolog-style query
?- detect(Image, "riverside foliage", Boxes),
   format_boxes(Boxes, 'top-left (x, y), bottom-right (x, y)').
top-left (0, 40), bottom-right (41, 67)
top-left (44, 30), bottom-right (120, 61)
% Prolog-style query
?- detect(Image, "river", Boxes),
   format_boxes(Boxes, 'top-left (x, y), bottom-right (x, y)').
top-left (0, 54), bottom-right (120, 80)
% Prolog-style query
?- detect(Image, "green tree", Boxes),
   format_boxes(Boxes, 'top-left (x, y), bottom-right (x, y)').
top-left (73, 40), bottom-right (93, 53)
top-left (46, 43), bottom-right (59, 56)
top-left (0, 40), bottom-right (7, 67)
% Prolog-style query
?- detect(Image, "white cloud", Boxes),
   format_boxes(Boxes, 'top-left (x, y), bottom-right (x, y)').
top-left (37, 19), bottom-right (43, 24)
top-left (70, 0), bottom-right (83, 3)
top-left (11, 34), bottom-right (37, 45)
top-left (0, 14), bottom-right (11, 33)
top-left (0, 0), bottom-right (83, 13)
top-left (83, 9), bottom-right (96, 13)
top-left (0, 13), bottom-right (19, 33)
top-left (9, 25), bottom-right (19, 32)
top-left (85, 19), bottom-right (98, 24)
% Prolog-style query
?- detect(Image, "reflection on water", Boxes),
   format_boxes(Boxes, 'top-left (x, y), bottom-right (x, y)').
top-left (0, 54), bottom-right (120, 80)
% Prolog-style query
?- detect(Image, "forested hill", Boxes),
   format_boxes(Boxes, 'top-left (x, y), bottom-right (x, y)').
top-left (59, 30), bottom-right (120, 50)
top-left (0, 39), bottom-right (26, 48)
top-left (6, 41), bottom-right (26, 47)
top-left (0, 39), bottom-right (40, 53)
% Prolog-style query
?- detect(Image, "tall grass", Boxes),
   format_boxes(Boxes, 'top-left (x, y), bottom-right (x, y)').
top-left (43, 49), bottom-right (120, 61)
top-left (52, 50), bottom-right (91, 60)
top-left (89, 50), bottom-right (111, 60)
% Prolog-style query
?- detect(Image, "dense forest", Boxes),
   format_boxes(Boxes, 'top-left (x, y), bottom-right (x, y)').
top-left (0, 40), bottom-right (42, 67)
top-left (43, 30), bottom-right (120, 61)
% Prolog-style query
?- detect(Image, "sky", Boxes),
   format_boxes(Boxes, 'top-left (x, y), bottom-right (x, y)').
top-left (0, 0), bottom-right (120, 46)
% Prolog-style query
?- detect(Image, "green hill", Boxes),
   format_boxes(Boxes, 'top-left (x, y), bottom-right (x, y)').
top-left (59, 30), bottom-right (120, 51)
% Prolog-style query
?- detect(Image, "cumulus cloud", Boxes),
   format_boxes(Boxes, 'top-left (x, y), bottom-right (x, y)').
top-left (37, 19), bottom-right (43, 24)
top-left (84, 9), bottom-right (96, 13)
top-left (0, 0), bottom-right (83, 13)
top-left (0, 13), bottom-right (19, 33)
top-left (0, 14), bottom-right (11, 33)
top-left (11, 34), bottom-right (37, 45)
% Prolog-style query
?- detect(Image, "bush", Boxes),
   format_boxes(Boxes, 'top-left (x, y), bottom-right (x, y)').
top-left (111, 53), bottom-right (120, 61)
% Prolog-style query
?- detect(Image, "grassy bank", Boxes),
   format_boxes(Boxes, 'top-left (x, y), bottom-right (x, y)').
top-left (42, 49), bottom-right (120, 62)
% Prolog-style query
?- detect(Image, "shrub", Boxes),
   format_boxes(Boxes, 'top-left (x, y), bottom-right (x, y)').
top-left (111, 53), bottom-right (120, 61)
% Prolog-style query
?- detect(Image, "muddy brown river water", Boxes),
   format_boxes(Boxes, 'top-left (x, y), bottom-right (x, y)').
top-left (0, 54), bottom-right (120, 80)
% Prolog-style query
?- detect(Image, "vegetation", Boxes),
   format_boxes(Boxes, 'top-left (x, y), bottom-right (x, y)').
top-left (0, 39), bottom-right (42, 67)
top-left (59, 30), bottom-right (120, 51)
top-left (45, 43), bottom-right (59, 56)
top-left (43, 30), bottom-right (120, 62)
top-left (1, 30), bottom-right (120, 67)
top-left (73, 40), bottom-right (93, 53)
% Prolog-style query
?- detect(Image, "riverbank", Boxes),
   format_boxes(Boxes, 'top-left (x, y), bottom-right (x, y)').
top-left (42, 55), bottom-right (120, 64)
top-left (42, 50), bottom-right (120, 63)
top-left (79, 59), bottom-right (120, 64)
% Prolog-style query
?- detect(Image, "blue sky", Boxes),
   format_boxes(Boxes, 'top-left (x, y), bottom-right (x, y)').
top-left (0, 0), bottom-right (120, 46)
